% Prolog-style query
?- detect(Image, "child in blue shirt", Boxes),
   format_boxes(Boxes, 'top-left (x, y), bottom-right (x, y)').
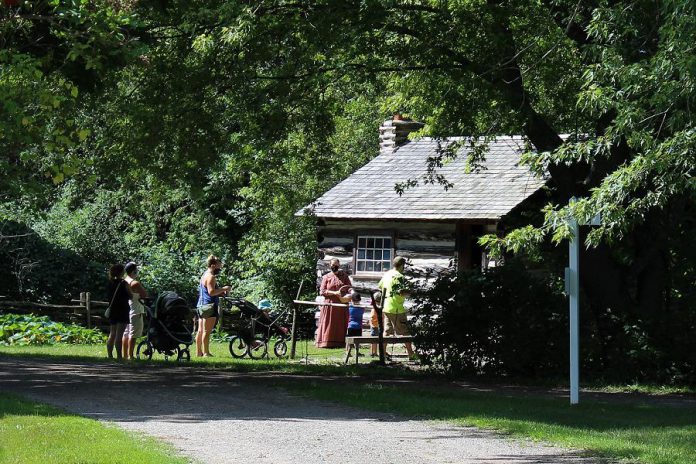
top-left (346, 292), bottom-right (364, 343)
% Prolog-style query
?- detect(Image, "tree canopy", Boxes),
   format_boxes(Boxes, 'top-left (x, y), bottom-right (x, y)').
top-left (1, 0), bottom-right (695, 379)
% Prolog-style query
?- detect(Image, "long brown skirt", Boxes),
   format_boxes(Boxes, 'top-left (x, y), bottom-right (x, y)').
top-left (315, 305), bottom-right (349, 348)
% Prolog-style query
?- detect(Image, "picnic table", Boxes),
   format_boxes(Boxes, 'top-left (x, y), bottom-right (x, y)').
top-left (344, 335), bottom-right (414, 365)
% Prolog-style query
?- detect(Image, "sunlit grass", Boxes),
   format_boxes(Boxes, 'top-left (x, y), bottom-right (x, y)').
top-left (0, 341), bottom-right (417, 377)
top-left (0, 394), bottom-right (187, 464)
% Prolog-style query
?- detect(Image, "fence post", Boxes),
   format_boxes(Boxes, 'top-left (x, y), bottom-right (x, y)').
top-left (79, 292), bottom-right (86, 325)
top-left (85, 292), bottom-right (92, 329)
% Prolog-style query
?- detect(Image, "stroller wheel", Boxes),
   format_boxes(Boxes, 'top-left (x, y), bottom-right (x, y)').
top-left (248, 336), bottom-right (268, 360)
top-left (177, 346), bottom-right (191, 362)
top-left (273, 339), bottom-right (288, 358)
top-left (229, 335), bottom-right (249, 358)
top-left (136, 340), bottom-right (153, 360)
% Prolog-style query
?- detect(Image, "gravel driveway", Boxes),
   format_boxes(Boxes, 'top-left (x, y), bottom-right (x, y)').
top-left (0, 357), bottom-right (599, 464)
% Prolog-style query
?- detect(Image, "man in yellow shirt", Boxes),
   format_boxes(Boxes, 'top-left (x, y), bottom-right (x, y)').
top-left (378, 256), bottom-right (414, 358)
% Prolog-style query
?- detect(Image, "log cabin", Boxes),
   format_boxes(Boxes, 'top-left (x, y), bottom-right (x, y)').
top-left (298, 115), bottom-right (547, 296)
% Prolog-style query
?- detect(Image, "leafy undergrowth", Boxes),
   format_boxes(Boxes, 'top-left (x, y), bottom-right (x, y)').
top-left (289, 381), bottom-right (696, 464)
top-left (0, 313), bottom-right (105, 346)
top-left (0, 394), bottom-right (187, 464)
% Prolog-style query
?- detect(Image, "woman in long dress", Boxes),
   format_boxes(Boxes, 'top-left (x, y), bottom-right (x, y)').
top-left (315, 258), bottom-right (352, 348)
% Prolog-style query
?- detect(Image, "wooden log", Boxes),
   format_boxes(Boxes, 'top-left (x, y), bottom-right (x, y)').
top-left (71, 299), bottom-right (109, 306)
top-left (292, 300), bottom-right (373, 309)
top-left (0, 301), bottom-right (85, 310)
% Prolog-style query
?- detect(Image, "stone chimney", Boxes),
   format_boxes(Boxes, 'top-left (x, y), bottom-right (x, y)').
top-left (379, 112), bottom-right (425, 154)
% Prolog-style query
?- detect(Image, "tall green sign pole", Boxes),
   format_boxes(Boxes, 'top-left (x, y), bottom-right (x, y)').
top-left (565, 198), bottom-right (600, 405)
top-left (567, 212), bottom-right (580, 405)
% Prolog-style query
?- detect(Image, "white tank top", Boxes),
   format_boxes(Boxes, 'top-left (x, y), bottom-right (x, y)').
top-left (125, 277), bottom-right (146, 315)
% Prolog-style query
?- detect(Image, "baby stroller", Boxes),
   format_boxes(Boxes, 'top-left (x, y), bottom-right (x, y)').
top-left (224, 297), bottom-right (291, 359)
top-left (136, 291), bottom-right (194, 361)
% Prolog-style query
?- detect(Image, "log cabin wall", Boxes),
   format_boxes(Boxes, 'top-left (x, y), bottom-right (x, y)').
top-left (316, 220), bottom-right (462, 297)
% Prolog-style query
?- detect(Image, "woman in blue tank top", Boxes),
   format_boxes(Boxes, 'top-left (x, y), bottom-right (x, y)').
top-left (196, 255), bottom-right (231, 357)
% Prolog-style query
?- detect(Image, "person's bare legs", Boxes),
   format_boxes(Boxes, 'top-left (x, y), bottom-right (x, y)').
top-left (196, 318), bottom-right (204, 356)
top-left (107, 324), bottom-right (118, 358)
top-left (108, 323), bottom-right (127, 359)
top-left (127, 336), bottom-right (137, 358)
top-left (202, 316), bottom-right (216, 356)
top-left (121, 330), bottom-right (130, 359)
top-left (114, 323), bottom-right (126, 359)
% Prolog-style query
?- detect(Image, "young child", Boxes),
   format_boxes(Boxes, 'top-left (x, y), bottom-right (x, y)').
top-left (370, 291), bottom-right (382, 357)
top-left (346, 292), bottom-right (364, 353)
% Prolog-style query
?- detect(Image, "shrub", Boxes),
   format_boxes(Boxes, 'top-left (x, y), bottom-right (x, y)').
top-left (0, 313), bottom-right (106, 346)
top-left (411, 263), bottom-right (567, 377)
top-left (411, 261), bottom-right (696, 384)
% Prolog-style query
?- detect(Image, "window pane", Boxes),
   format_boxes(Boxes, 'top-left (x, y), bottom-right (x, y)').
top-left (375, 250), bottom-right (383, 260)
top-left (358, 237), bottom-right (366, 248)
top-left (367, 250), bottom-right (374, 260)
top-left (367, 238), bottom-right (374, 248)
top-left (383, 249), bottom-right (391, 261)
top-left (384, 238), bottom-right (392, 248)
top-left (374, 262), bottom-right (382, 272)
top-left (357, 261), bottom-right (365, 272)
top-left (366, 261), bottom-right (374, 272)
top-left (382, 261), bottom-right (391, 270)
top-left (358, 249), bottom-right (365, 259)
top-left (375, 238), bottom-right (383, 249)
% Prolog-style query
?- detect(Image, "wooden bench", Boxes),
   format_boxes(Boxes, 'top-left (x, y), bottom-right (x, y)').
top-left (344, 335), bottom-right (414, 365)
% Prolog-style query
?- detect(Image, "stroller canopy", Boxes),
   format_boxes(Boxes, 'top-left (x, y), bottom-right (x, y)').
top-left (154, 291), bottom-right (192, 320)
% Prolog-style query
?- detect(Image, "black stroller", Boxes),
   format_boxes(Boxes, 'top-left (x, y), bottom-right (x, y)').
top-left (224, 297), bottom-right (291, 359)
top-left (136, 291), bottom-right (194, 362)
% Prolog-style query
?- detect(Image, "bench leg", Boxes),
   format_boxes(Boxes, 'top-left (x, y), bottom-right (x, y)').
top-left (344, 344), bottom-right (352, 364)
top-left (355, 343), bottom-right (360, 365)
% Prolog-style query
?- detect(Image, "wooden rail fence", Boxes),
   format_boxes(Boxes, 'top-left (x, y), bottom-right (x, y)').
top-left (0, 292), bottom-right (108, 330)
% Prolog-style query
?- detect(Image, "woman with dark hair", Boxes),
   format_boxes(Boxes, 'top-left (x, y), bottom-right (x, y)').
top-left (196, 255), bottom-right (231, 357)
top-left (106, 263), bottom-right (132, 359)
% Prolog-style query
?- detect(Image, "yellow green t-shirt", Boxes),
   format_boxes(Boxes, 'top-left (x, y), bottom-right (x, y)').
top-left (378, 269), bottom-right (406, 314)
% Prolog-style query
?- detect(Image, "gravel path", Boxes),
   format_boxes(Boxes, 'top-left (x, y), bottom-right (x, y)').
top-left (0, 357), bottom-right (600, 464)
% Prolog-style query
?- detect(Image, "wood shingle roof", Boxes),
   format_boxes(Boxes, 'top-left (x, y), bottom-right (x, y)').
top-left (301, 136), bottom-right (546, 221)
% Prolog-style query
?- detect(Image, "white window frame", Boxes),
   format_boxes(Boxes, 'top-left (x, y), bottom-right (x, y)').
top-left (354, 234), bottom-right (394, 276)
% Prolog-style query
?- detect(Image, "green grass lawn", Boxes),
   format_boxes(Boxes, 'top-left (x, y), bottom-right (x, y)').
top-left (288, 380), bottom-right (696, 464)
top-left (2, 344), bottom-right (695, 464)
top-left (0, 394), bottom-right (187, 464)
top-left (0, 341), bottom-right (419, 378)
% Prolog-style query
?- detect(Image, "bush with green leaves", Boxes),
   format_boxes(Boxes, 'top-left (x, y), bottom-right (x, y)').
top-left (0, 313), bottom-right (105, 346)
top-left (411, 264), bottom-right (567, 377)
top-left (412, 262), bottom-right (696, 384)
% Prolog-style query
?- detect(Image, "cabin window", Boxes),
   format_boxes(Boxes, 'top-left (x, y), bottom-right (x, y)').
top-left (355, 235), bottom-right (393, 274)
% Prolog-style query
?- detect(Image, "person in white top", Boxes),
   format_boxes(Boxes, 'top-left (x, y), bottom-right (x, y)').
top-left (122, 262), bottom-right (148, 360)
